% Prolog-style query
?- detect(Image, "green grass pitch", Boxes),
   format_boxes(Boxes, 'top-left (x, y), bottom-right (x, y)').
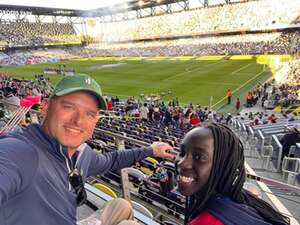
top-left (0, 55), bottom-right (290, 111)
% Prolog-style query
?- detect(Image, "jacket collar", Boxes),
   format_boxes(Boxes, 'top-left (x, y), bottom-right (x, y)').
top-left (24, 123), bottom-right (66, 161)
top-left (23, 123), bottom-right (87, 164)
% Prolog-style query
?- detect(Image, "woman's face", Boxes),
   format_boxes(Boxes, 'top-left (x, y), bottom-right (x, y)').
top-left (177, 127), bottom-right (214, 196)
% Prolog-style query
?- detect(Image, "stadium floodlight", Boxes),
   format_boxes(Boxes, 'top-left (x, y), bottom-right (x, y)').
top-left (156, 0), bottom-right (162, 3)
top-left (138, 0), bottom-right (144, 6)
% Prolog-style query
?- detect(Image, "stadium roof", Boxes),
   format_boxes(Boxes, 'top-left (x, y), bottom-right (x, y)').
top-left (0, 0), bottom-right (243, 17)
top-left (0, 1), bottom-right (190, 17)
top-left (0, 0), bottom-right (131, 10)
top-left (0, 0), bottom-right (238, 10)
top-left (0, 1), bottom-right (185, 17)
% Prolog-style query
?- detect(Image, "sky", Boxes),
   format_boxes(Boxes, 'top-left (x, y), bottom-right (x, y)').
top-left (0, 0), bottom-right (228, 10)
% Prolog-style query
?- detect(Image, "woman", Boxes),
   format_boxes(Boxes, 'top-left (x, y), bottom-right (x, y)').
top-left (176, 122), bottom-right (289, 225)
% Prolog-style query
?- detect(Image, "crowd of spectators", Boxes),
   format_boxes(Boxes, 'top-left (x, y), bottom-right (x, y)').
top-left (84, 0), bottom-right (300, 56)
top-left (102, 95), bottom-right (234, 132)
top-left (0, 71), bottom-right (297, 139)
top-left (0, 21), bottom-right (79, 47)
top-left (87, 31), bottom-right (300, 57)
top-left (0, 51), bottom-right (53, 66)
top-left (0, 48), bottom-right (79, 66)
top-left (0, 0), bottom-right (299, 63)
top-left (0, 73), bottom-right (53, 131)
top-left (261, 82), bottom-right (300, 109)
top-left (254, 58), bottom-right (300, 111)
top-left (0, 73), bottom-right (52, 103)
top-left (285, 59), bottom-right (300, 84)
top-left (0, 73), bottom-right (237, 136)
top-left (234, 110), bottom-right (300, 127)
top-left (0, 0), bottom-right (299, 55)
top-left (99, 0), bottom-right (300, 42)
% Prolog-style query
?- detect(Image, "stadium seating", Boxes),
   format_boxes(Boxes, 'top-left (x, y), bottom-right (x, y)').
top-left (0, 21), bottom-right (80, 47)
top-left (63, 30), bottom-right (300, 57)
top-left (99, 0), bottom-right (300, 42)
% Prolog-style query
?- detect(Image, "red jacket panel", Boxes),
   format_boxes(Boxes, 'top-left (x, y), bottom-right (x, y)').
top-left (188, 211), bottom-right (224, 225)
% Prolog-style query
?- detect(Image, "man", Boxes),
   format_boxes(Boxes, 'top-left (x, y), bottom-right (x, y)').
top-left (280, 124), bottom-right (300, 160)
top-left (139, 103), bottom-right (149, 121)
top-left (0, 74), bottom-right (174, 225)
top-left (226, 88), bottom-right (232, 105)
top-left (235, 97), bottom-right (241, 112)
top-left (4, 87), bottom-right (20, 114)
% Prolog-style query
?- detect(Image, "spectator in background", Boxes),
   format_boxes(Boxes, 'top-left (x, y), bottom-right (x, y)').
top-left (226, 113), bottom-right (232, 125)
top-left (148, 105), bottom-right (154, 122)
top-left (190, 113), bottom-right (201, 126)
top-left (4, 88), bottom-right (20, 114)
top-left (106, 98), bottom-right (113, 110)
top-left (0, 110), bottom-right (6, 129)
top-left (226, 89), bottom-right (233, 105)
top-left (164, 109), bottom-right (173, 126)
top-left (268, 114), bottom-right (277, 123)
top-left (140, 103), bottom-right (149, 122)
top-left (246, 92), bottom-right (253, 107)
top-left (173, 108), bottom-right (181, 128)
top-left (280, 125), bottom-right (300, 160)
top-left (115, 96), bottom-right (120, 106)
top-left (235, 98), bottom-right (241, 112)
top-left (153, 107), bottom-right (161, 126)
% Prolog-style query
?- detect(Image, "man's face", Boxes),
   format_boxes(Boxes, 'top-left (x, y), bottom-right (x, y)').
top-left (177, 127), bottom-right (214, 196)
top-left (43, 91), bottom-right (99, 151)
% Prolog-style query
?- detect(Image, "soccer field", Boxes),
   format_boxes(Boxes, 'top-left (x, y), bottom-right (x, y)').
top-left (0, 55), bottom-right (290, 110)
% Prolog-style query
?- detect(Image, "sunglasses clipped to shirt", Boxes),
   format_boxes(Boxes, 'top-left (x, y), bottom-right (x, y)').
top-left (68, 168), bottom-right (87, 206)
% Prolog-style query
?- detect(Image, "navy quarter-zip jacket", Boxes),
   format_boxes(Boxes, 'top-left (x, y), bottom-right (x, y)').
top-left (0, 123), bottom-right (153, 225)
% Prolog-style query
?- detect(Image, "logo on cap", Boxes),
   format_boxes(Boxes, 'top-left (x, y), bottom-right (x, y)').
top-left (85, 78), bottom-right (91, 85)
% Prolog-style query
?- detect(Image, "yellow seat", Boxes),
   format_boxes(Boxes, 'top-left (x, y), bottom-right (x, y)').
top-left (273, 106), bottom-right (281, 113)
top-left (293, 106), bottom-right (300, 113)
top-left (93, 183), bottom-right (117, 198)
top-left (145, 157), bottom-right (159, 165)
top-left (138, 157), bottom-right (159, 176)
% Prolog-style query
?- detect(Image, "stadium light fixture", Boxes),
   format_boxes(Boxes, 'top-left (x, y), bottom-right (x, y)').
top-left (156, 0), bottom-right (162, 3)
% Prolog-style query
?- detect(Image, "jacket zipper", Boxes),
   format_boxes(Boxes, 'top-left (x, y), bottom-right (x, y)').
top-left (59, 143), bottom-right (87, 191)
top-left (59, 145), bottom-right (72, 191)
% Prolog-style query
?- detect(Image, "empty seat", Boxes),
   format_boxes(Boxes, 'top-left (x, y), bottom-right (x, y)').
top-left (93, 183), bottom-right (118, 199)
top-left (131, 201), bottom-right (153, 219)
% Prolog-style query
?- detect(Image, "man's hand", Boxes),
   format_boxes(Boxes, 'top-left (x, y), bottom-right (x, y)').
top-left (151, 142), bottom-right (175, 160)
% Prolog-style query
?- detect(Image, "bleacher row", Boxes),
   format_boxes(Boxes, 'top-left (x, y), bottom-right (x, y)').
top-left (231, 117), bottom-right (300, 185)
top-left (0, 21), bottom-right (80, 47)
top-left (94, 117), bottom-right (185, 148)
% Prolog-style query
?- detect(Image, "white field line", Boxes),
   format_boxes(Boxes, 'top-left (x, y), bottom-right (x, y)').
top-left (231, 63), bottom-right (253, 75)
top-left (212, 69), bottom-right (266, 108)
top-left (244, 162), bottom-right (299, 225)
top-left (162, 60), bottom-right (225, 82)
top-left (196, 81), bottom-right (240, 86)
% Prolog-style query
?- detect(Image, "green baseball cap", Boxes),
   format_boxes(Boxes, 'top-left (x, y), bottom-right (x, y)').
top-left (50, 74), bottom-right (107, 110)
